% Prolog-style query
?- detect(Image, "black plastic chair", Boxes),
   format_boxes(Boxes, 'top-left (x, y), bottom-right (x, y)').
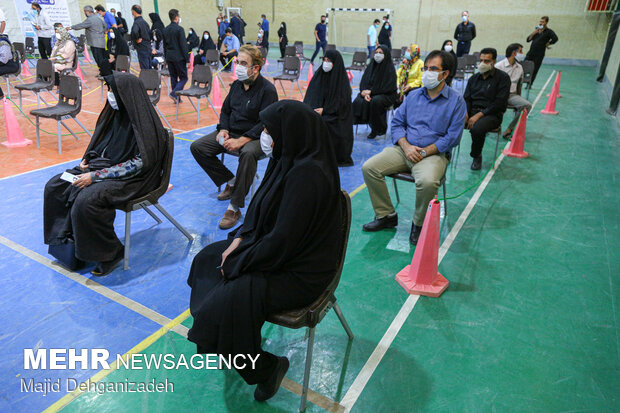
top-left (463, 54), bottom-right (476, 75)
top-left (25, 37), bottom-right (36, 57)
top-left (98, 54), bottom-right (131, 101)
top-left (175, 64), bottom-right (219, 124)
top-left (76, 35), bottom-right (86, 56)
top-left (266, 189), bottom-right (353, 412)
top-left (13, 42), bottom-right (28, 79)
top-left (158, 61), bottom-right (171, 94)
top-left (277, 45), bottom-right (297, 66)
top-left (14, 58), bottom-right (54, 110)
top-left (30, 75), bottom-right (91, 154)
top-left (60, 48), bottom-right (79, 80)
top-left (139, 69), bottom-right (172, 130)
top-left (391, 48), bottom-right (402, 65)
top-left (326, 44), bottom-right (336, 51)
top-left (453, 56), bottom-right (467, 93)
top-left (346, 51), bottom-right (367, 73)
top-left (204, 49), bottom-right (226, 91)
top-left (273, 56), bottom-right (303, 98)
top-left (521, 60), bottom-right (535, 100)
top-left (389, 172), bottom-right (448, 217)
top-left (294, 41), bottom-right (310, 64)
top-left (120, 129), bottom-right (193, 270)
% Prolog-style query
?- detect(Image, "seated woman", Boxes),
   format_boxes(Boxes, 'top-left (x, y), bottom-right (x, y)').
top-left (441, 39), bottom-right (457, 86)
top-left (193, 30), bottom-right (216, 67)
top-left (50, 25), bottom-right (76, 86)
top-left (187, 100), bottom-right (344, 402)
top-left (304, 49), bottom-right (354, 166)
top-left (396, 44), bottom-right (423, 107)
top-left (43, 72), bottom-right (167, 276)
top-left (186, 28), bottom-right (199, 51)
top-left (107, 27), bottom-right (129, 71)
top-left (352, 44), bottom-right (397, 139)
top-left (0, 34), bottom-right (19, 99)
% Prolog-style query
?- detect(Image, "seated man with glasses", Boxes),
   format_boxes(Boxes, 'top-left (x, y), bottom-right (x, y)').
top-left (463, 47), bottom-right (511, 170)
top-left (361, 50), bottom-right (466, 245)
top-left (191, 44), bottom-right (278, 230)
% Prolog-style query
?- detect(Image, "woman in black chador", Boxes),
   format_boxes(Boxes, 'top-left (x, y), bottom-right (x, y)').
top-left (43, 72), bottom-right (167, 276)
top-left (304, 49), bottom-right (354, 166)
top-left (187, 100), bottom-right (343, 402)
top-left (352, 44), bottom-right (398, 139)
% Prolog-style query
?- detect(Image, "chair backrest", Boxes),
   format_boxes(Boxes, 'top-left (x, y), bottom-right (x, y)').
top-left (282, 56), bottom-right (300, 77)
top-left (473, 51), bottom-right (481, 61)
top-left (13, 42), bottom-right (26, 63)
top-left (326, 44), bottom-right (336, 51)
top-left (323, 190), bottom-right (352, 298)
top-left (139, 69), bottom-right (161, 105)
top-left (294, 40), bottom-right (303, 47)
top-left (521, 60), bottom-right (535, 85)
top-left (58, 74), bottom-right (82, 113)
top-left (284, 45), bottom-right (296, 57)
top-left (351, 51), bottom-right (367, 67)
top-left (115, 55), bottom-right (131, 72)
top-left (36, 59), bottom-right (54, 83)
top-left (391, 48), bottom-right (402, 64)
top-left (205, 49), bottom-right (220, 66)
top-left (400, 46), bottom-right (407, 57)
top-left (456, 56), bottom-right (466, 70)
top-left (70, 48), bottom-right (79, 71)
top-left (464, 54), bottom-right (476, 71)
top-left (25, 37), bottom-right (35, 53)
top-left (190, 64), bottom-right (213, 94)
top-left (259, 46), bottom-right (268, 60)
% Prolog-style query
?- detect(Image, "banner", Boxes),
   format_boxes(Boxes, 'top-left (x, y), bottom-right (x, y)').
top-left (14, 0), bottom-right (72, 41)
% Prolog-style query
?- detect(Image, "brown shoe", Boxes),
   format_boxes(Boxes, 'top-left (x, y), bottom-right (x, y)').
top-left (219, 209), bottom-right (241, 229)
top-left (217, 184), bottom-right (234, 201)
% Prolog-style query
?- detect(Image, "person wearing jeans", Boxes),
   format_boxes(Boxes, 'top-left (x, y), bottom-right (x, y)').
top-left (367, 19), bottom-right (379, 61)
top-left (310, 15), bottom-right (327, 63)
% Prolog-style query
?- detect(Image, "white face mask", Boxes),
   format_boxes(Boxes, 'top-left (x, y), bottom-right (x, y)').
top-left (374, 53), bottom-right (384, 63)
top-left (322, 61), bottom-right (333, 72)
top-left (107, 91), bottom-right (119, 110)
top-left (422, 70), bottom-right (444, 90)
top-left (260, 131), bottom-right (273, 157)
top-left (204, 34), bottom-right (209, 40)
top-left (55, 32), bottom-right (61, 40)
top-left (478, 62), bottom-right (492, 73)
top-left (178, 18), bottom-right (182, 24)
top-left (444, 45), bottom-right (453, 52)
top-left (516, 53), bottom-right (525, 62)
top-left (462, 15), bottom-right (468, 22)
top-left (109, 31), bottom-right (115, 39)
top-left (235, 64), bottom-right (250, 81)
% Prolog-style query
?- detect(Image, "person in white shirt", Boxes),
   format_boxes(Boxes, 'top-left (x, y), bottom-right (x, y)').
top-left (367, 19), bottom-right (379, 61)
top-left (495, 43), bottom-right (532, 139)
top-left (31, 2), bottom-right (54, 59)
top-left (0, 8), bottom-right (6, 34)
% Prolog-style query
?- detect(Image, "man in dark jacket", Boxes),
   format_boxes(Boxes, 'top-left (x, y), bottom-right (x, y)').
top-left (130, 5), bottom-right (151, 69)
top-left (454, 10), bottom-right (476, 57)
top-left (230, 12), bottom-right (243, 43)
top-left (163, 8), bottom-right (188, 102)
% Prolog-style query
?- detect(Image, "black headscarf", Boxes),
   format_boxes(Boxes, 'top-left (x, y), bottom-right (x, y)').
top-left (198, 31), bottom-right (216, 52)
top-left (440, 40), bottom-right (457, 86)
top-left (108, 27), bottom-right (129, 58)
top-left (149, 13), bottom-right (165, 49)
top-left (359, 44), bottom-right (397, 95)
top-left (277, 22), bottom-right (287, 40)
top-left (304, 50), bottom-right (351, 115)
top-left (378, 21), bottom-right (392, 47)
top-left (186, 28), bottom-right (199, 49)
top-left (222, 100), bottom-right (342, 279)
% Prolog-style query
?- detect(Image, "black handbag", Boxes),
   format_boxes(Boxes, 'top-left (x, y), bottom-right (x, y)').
top-left (48, 239), bottom-right (85, 271)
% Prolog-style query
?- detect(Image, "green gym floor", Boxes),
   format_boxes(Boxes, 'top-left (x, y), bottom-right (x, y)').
top-left (19, 63), bottom-right (620, 412)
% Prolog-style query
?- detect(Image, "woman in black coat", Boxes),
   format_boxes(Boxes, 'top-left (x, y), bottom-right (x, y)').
top-left (193, 30), bottom-right (216, 67)
top-left (186, 28), bottom-right (199, 51)
top-left (277, 22), bottom-right (288, 58)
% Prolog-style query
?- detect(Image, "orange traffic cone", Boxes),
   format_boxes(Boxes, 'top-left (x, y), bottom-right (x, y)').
top-left (1, 98), bottom-right (32, 148)
top-left (540, 78), bottom-right (559, 115)
top-left (83, 45), bottom-right (93, 64)
top-left (212, 74), bottom-right (222, 108)
top-left (503, 108), bottom-right (530, 158)
top-left (188, 53), bottom-right (194, 74)
top-left (547, 71), bottom-right (562, 98)
top-left (347, 70), bottom-right (353, 82)
top-left (395, 198), bottom-right (448, 297)
top-left (307, 63), bottom-right (313, 83)
top-left (75, 62), bottom-right (87, 85)
top-left (232, 59), bottom-right (238, 80)
top-left (21, 60), bottom-right (33, 77)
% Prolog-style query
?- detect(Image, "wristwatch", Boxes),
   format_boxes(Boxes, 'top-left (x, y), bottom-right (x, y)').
top-left (419, 149), bottom-right (427, 158)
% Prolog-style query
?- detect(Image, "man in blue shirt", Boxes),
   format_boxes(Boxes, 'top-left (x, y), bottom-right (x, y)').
top-left (310, 15), bottom-right (327, 64)
top-left (221, 28), bottom-right (240, 71)
top-left (260, 14), bottom-right (269, 50)
top-left (218, 16), bottom-right (229, 50)
top-left (367, 19), bottom-right (379, 60)
top-left (362, 50), bottom-right (466, 244)
top-left (95, 5), bottom-right (117, 30)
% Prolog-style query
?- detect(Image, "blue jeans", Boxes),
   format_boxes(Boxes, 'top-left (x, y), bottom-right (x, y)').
top-left (367, 45), bottom-right (376, 60)
top-left (310, 40), bottom-right (327, 62)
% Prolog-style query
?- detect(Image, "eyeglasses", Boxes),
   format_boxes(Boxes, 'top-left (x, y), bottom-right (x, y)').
top-left (421, 66), bottom-right (443, 72)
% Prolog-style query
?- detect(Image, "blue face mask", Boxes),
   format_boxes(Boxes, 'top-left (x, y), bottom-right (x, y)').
top-left (405, 52), bottom-right (411, 60)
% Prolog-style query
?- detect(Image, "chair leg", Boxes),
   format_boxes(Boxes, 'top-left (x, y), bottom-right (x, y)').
top-left (300, 327), bottom-right (315, 412)
top-left (57, 121), bottom-right (62, 154)
top-left (59, 120), bottom-right (80, 141)
top-left (296, 80), bottom-right (303, 98)
top-left (100, 79), bottom-right (104, 103)
top-left (141, 205), bottom-right (163, 224)
top-left (35, 116), bottom-right (40, 148)
top-left (393, 178), bottom-right (400, 205)
top-left (206, 96), bottom-right (219, 119)
top-left (124, 211), bottom-right (131, 270)
top-left (494, 131), bottom-right (500, 161)
top-left (442, 181), bottom-right (448, 218)
top-left (18, 90), bottom-right (22, 111)
top-left (5, 77), bottom-right (10, 99)
top-left (153, 203), bottom-right (194, 241)
top-left (73, 117), bottom-right (92, 137)
top-left (333, 302), bottom-right (354, 340)
top-left (289, 81), bottom-right (293, 98)
top-left (155, 105), bottom-right (173, 130)
top-left (196, 97), bottom-right (201, 125)
top-left (175, 96), bottom-right (180, 120)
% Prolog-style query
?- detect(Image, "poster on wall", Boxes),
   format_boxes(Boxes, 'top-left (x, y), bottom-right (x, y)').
top-left (13, 0), bottom-right (72, 40)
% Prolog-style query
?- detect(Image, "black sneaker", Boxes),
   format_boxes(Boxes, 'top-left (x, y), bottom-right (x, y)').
top-left (362, 213), bottom-right (398, 232)
top-left (367, 131), bottom-right (377, 139)
top-left (254, 356), bottom-right (289, 402)
top-left (470, 156), bottom-right (482, 170)
top-left (92, 248), bottom-right (124, 276)
top-left (409, 223), bottom-right (422, 245)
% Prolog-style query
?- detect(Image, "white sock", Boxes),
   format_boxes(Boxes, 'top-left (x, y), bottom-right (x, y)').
top-left (228, 177), bottom-right (236, 186)
top-left (227, 203), bottom-right (239, 212)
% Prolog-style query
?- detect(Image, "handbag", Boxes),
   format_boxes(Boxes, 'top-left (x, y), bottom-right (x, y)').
top-left (48, 238), bottom-right (85, 271)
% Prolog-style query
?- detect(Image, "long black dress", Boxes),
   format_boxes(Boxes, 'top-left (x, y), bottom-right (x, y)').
top-left (304, 49), bottom-right (353, 166)
top-left (378, 22), bottom-right (392, 50)
top-left (187, 100), bottom-right (343, 385)
top-left (43, 72), bottom-right (167, 263)
top-left (193, 31), bottom-right (216, 67)
top-left (277, 23), bottom-right (288, 58)
top-left (352, 44), bottom-right (398, 136)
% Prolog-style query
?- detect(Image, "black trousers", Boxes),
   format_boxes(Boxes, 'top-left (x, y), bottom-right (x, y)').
top-left (220, 51), bottom-right (238, 71)
top-left (190, 130), bottom-right (263, 208)
top-left (279, 40), bottom-right (287, 58)
top-left (38, 37), bottom-right (52, 59)
top-left (456, 40), bottom-right (471, 58)
top-left (353, 93), bottom-right (397, 135)
top-left (90, 46), bottom-right (108, 71)
top-left (167, 60), bottom-right (188, 96)
top-left (137, 48), bottom-right (151, 70)
top-left (468, 113), bottom-right (502, 158)
top-left (525, 54), bottom-right (544, 85)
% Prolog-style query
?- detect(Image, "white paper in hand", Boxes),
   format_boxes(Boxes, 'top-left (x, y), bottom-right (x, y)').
top-left (60, 171), bottom-right (79, 183)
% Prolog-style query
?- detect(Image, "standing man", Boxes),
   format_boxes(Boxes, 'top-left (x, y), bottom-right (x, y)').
top-left (130, 4), bottom-right (151, 70)
top-left (0, 7), bottom-right (6, 34)
top-left (525, 16), bottom-right (558, 85)
top-left (230, 12), bottom-right (242, 43)
top-left (260, 14), bottom-right (269, 51)
top-left (218, 15), bottom-right (229, 51)
top-left (95, 5), bottom-right (117, 30)
top-left (220, 28), bottom-right (240, 71)
top-left (31, 2), bottom-right (53, 59)
top-left (463, 48), bottom-right (510, 170)
top-left (454, 11), bottom-right (476, 57)
top-left (495, 43), bottom-right (531, 139)
top-left (70, 6), bottom-right (108, 74)
top-left (367, 19), bottom-right (379, 59)
top-left (163, 8), bottom-right (188, 102)
top-left (377, 15), bottom-right (392, 50)
top-left (310, 15), bottom-right (327, 64)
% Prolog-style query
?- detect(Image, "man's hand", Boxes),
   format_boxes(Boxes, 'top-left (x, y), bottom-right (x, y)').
top-left (404, 144), bottom-right (424, 163)
top-left (220, 237), bottom-right (242, 276)
top-left (79, 159), bottom-right (89, 170)
top-left (151, 49), bottom-right (157, 55)
top-left (198, 50), bottom-right (204, 55)
top-left (223, 136), bottom-right (251, 152)
top-left (217, 129), bottom-right (229, 143)
top-left (72, 173), bottom-right (92, 188)
top-left (314, 108), bottom-right (323, 115)
top-left (222, 51), bottom-right (228, 56)
top-left (108, 55), bottom-right (115, 63)
top-left (136, 38), bottom-right (142, 43)
top-left (467, 112), bottom-right (483, 129)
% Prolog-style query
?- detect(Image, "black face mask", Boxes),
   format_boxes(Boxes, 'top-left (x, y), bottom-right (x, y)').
top-left (321, 20), bottom-right (326, 23)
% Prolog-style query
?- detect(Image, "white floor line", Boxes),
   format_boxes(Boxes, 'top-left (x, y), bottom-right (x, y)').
top-left (0, 234), bottom-right (188, 337)
top-left (0, 158), bottom-right (81, 181)
top-left (340, 70), bottom-right (558, 411)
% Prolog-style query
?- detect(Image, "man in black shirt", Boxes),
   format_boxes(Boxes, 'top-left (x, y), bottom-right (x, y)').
top-left (454, 11), bottom-right (476, 57)
top-left (163, 8), bottom-right (188, 102)
top-left (191, 45), bottom-right (278, 230)
top-left (463, 47), bottom-right (511, 170)
top-left (130, 5), bottom-right (151, 69)
top-left (525, 16), bottom-right (558, 85)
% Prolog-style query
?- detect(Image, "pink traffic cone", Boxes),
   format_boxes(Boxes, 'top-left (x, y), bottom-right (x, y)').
top-left (307, 63), bottom-right (313, 83)
top-left (188, 53), bottom-right (194, 74)
top-left (83, 45), bottom-right (93, 64)
top-left (212, 75), bottom-right (222, 108)
top-left (21, 61), bottom-right (33, 77)
top-left (232, 59), bottom-right (238, 80)
top-left (1, 98), bottom-right (32, 148)
top-left (347, 70), bottom-right (353, 82)
top-left (75, 62), bottom-right (87, 84)
top-left (540, 79), bottom-right (559, 115)
top-left (395, 198), bottom-right (448, 297)
top-left (547, 71), bottom-right (562, 98)
top-left (503, 109), bottom-right (530, 158)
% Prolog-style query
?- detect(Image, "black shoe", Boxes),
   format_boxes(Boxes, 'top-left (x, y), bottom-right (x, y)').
top-left (92, 248), bottom-right (124, 276)
top-left (502, 129), bottom-right (512, 140)
top-left (596, 76), bottom-right (604, 83)
top-left (470, 156), bottom-right (482, 170)
top-left (169, 93), bottom-right (178, 103)
top-left (367, 131), bottom-right (377, 139)
top-left (362, 213), bottom-right (398, 232)
top-left (254, 356), bottom-right (289, 402)
top-left (409, 223), bottom-right (422, 245)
